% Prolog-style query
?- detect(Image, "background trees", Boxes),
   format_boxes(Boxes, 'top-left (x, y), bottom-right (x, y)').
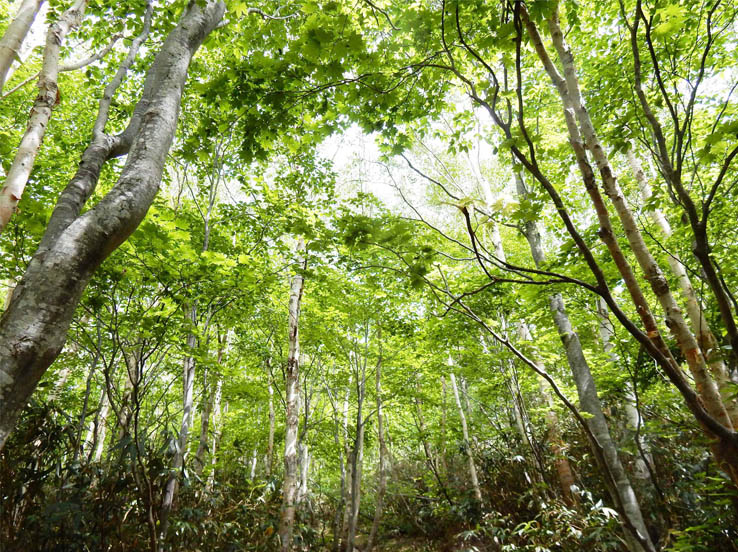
top-left (1, 0), bottom-right (738, 551)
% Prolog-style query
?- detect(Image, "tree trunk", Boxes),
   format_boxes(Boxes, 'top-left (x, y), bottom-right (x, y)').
top-left (266, 368), bottom-right (275, 477)
top-left (0, 0), bottom-right (225, 451)
top-left (510, 159), bottom-right (651, 550)
top-left (518, 322), bottom-right (578, 507)
top-left (195, 336), bottom-right (225, 476)
top-left (346, 347), bottom-right (367, 552)
top-left (0, 0), bottom-right (88, 232)
top-left (366, 333), bottom-right (386, 552)
top-left (544, 6), bottom-right (731, 432)
top-left (278, 238), bottom-right (307, 552)
top-left (627, 149), bottom-right (738, 426)
top-left (206, 382), bottom-right (224, 492)
top-left (159, 310), bottom-right (197, 546)
top-left (0, 0), bottom-right (45, 94)
top-left (90, 387), bottom-right (110, 463)
top-left (449, 371), bottom-right (482, 503)
top-left (596, 298), bottom-right (653, 481)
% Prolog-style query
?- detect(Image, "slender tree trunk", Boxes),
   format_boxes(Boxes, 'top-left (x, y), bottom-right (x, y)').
top-left (510, 156), bottom-right (651, 550)
top-left (159, 310), bottom-right (197, 546)
top-left (543, 6), bottom-right (731, 433)
top-left (266, 368), bottom-right (275, 477)
top-left (195, 336), bottom-right (225, 476)
top-left (90, 388), bottom-right (110, 463)
top-left (0, 0), bottom-right (225, 451)
top-left (449, 371), bottom-right (482, 503)
top-left (0, 0), bottom-right (45, 94)
top-left (0, 0), bottom-right (88, 231)
top-left (627, 1), bottom-right (738, 370)
top-left (206, 382), bottom-right (224, 492)
top-left (518, 322), bottom-right (578, 507)
top-left (440, 375), bottom-right (448, 475)
top-left (337, 379), bottom-right (352, 552)
top-left (278, 238), bottom-right (307, 552)
top-left (346, 348), bottom-right (367, 552)
top-left (627, 149), bottom-right (738, 426)
top-left (366, 333), bottom-right (386, 552)
top-left (596, 298), bottom-right (653, 481)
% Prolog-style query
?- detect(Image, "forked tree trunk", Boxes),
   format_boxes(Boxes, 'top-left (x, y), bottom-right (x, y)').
top-left (627, 149), bottom-right (738, 426)
top-left (0, 0), bottom-right (45, 94)
top-left (544, 9), bottom-right (731, 432)
top-left (524, 6), bottom-right (738, 487)
top-left (0, 0), bottom-right (225, 451)
top-left (278, 239), bottom-right (307, 552)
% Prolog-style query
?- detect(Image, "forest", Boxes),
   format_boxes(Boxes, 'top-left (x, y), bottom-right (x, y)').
top-left (1, 0), bottom-right (737, 550)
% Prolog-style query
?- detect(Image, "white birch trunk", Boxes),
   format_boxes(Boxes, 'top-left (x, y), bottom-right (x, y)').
top-left (0, 0), bottom-right (88, 232)
top-left (0, 0), bottom-right (45, 94)
top-left (509, 148), bottom-right (651, 549)
top-left (266, 379), bottom-right (275, 477)
top-left (546, 8), bottom-right (731, 432)
top-left (366, 337), bottom-right (386, 552)
top-left (627, 149), bottom-right (738, 426)
top-left (278, 238), bottom-right (306, 552)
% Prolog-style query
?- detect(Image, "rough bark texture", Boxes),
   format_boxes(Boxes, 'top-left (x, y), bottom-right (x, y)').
top-left (628, 0), bottom-right (738, 371)
top-left (0, 0), bottom-right (44, 94)
top-left (521, 6), bottom-right (738, 491)
top-left (0, 0), bottom-right (225, 451)
top-left (0, 0), bottom-right (88, 232)
top-left (278, 239), bottom-right (306, 552)
top-left (627, 149), bottom-right (738, 426)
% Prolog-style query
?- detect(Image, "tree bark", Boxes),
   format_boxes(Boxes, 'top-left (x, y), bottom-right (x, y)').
top-left (278, 238), bottom-right (307, 552)
top-left (0, 0), bottom-right (225, 451)
top-left (596, 298), bottom-right (653, 481)
top-left (0, 0), bottom-right (88, 232)
top-left (266, 376), bottom-right (275, 477)
top-left (627, 149), bottom-right (738, 426)
top-left (0, 0), bottom-right (45, 94)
